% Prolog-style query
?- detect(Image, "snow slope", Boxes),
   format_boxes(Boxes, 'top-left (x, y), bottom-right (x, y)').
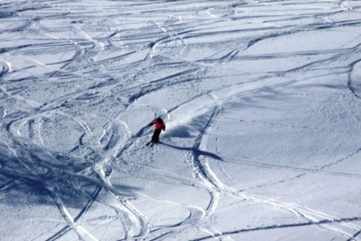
top-left (1, 0), bottom-right (361, 240)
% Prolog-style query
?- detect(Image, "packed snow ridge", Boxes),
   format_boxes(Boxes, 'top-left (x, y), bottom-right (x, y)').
top-left (1, 0), bottom-right (361, 240)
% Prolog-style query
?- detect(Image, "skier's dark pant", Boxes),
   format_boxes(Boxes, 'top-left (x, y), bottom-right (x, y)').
top-left (151, 129), bottom-right (162, 143)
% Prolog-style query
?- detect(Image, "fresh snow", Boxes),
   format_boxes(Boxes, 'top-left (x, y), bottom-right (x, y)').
top-left (1, 0), bottom-right (361, 241)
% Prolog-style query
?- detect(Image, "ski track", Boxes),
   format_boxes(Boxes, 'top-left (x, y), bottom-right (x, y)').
top-left (49, 189), bottom-right (100, 241)
top-left (189, 216), bottom-right (361, 241)
top-left (141, 90), bottom-right (361, 239)
top-left (158, 106), bottom-right (361, 240)
top-left (1, 0), bottom-right (361, 240)
top-left (45, 187), bottom-right (102, 241)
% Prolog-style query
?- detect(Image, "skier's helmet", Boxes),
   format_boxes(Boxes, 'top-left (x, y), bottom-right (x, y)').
top-left (154, 108), bottom-right (169, 120)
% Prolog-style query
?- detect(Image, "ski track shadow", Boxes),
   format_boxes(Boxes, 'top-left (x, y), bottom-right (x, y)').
top-left (0, 140), bottom-right (139, 208)
top-left (159, 141), bottom-right (223, 162)
top-left (191, 216), bottom-right (361, 241)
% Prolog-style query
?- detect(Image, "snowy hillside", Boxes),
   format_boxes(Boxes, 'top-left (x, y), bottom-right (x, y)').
top-left (1, 0), bottom-right (361, 240)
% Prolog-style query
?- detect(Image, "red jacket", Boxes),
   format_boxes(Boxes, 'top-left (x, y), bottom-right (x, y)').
top-left (152, 118), bottom-right (166, 131)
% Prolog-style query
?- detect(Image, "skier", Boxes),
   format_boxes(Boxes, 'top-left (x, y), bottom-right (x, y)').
top-left (147, 117), bottom-right (166, 146)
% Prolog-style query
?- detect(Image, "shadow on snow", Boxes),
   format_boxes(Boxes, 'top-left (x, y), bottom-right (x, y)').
top-left (159, 141), bottom-right (223, 162)
top-left (0, 139), bottom-right (139, 208)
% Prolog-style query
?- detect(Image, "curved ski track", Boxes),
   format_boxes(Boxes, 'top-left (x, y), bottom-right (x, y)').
top-left (1, 0), bottom-right (361, 240)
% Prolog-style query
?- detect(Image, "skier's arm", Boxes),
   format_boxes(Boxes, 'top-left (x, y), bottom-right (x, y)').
top-left (147, 120), bottom-right (155, 127)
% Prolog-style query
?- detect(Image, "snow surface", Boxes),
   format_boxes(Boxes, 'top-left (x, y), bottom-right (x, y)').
top-left (1, 0), bottom-right (361, 240)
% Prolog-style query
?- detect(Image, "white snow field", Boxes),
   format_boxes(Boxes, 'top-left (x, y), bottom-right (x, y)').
top-left (1, 0), bottom-right (361, 240)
